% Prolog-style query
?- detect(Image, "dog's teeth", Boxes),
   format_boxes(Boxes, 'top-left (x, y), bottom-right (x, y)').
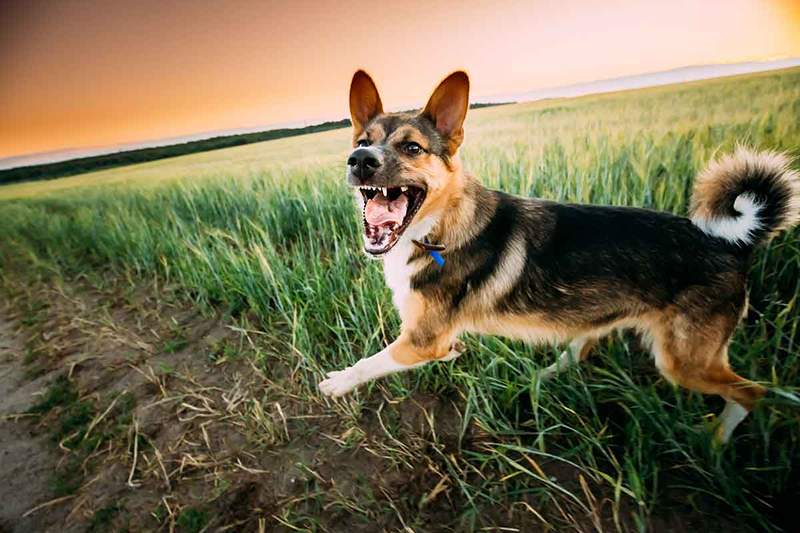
top-left (400, 186), bottom-right (408, 192)
top-left (382, 187), bottom-right (388, 196)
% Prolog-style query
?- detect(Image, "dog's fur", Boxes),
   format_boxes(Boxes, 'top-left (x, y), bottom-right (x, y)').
top-left (319, 70), bottom-right (800, 443)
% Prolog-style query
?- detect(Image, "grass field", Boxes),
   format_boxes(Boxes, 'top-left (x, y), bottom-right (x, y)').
top-left (1, 67), bottom-right (800, 531)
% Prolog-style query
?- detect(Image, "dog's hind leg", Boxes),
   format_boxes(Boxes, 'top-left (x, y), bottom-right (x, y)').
top-left (661, 360), bottom-right (765, 443)
top-left (540, 337), bottom-right (597, 379)
top-left (716, 400), bottom-right (751, 444)
top-left (651, 313), bottom-right (766, 443)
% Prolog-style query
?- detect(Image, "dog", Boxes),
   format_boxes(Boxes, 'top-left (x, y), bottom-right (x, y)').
top-left (319, 70), bottom-right (800, 443)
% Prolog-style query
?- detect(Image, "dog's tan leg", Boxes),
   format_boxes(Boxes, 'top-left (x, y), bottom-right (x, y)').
top-left (679, 366), bottom-right (764, 443)
top-left (652, 315), bottom-right (766, 443)
top-left (540, 337), bottom-right (596, 379)
top-left (662, 363), bottom-right (765, 444)
top-left (319, 329), bottom-right (456, 398)
top-left (318, 344), bottom-right (422, 398)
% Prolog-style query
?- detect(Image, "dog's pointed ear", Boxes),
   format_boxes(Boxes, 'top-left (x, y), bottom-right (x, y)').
top-left (349, 70), bottom-right (383, 138)
top-left (422, 71), bottom-right (469, 154)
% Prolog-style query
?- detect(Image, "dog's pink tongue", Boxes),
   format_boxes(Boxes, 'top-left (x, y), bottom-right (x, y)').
top-left (365, 192), bottom-right (408, 226)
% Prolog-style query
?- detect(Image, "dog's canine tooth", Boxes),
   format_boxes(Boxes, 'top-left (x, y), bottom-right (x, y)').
top-left (382, 187), bottom-right (388, 196)
top-left (401, 186), bottom-right (408, 192)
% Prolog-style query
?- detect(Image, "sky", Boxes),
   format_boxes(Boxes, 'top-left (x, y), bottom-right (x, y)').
top-left (1, 0), bottom-right (799, 161)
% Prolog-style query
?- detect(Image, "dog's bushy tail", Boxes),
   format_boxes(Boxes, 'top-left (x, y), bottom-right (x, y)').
top-left (690, 147), bottom-right (800, 247)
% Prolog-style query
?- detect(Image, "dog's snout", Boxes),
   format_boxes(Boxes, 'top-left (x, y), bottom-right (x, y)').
top-left (347, 148), bottom-right (382, 179)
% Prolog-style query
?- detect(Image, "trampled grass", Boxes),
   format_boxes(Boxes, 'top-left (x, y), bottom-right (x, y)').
top-left (1, 67), bottom-right (800, 530)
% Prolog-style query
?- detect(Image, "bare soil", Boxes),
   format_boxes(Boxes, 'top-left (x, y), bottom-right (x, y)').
top-left (0, 315), bottom-right (72, 532)
top-left (0, 277), bottom-right (503, 532)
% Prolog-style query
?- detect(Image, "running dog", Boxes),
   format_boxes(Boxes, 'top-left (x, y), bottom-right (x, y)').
top-left (319, 70), bottom-right (800, 442)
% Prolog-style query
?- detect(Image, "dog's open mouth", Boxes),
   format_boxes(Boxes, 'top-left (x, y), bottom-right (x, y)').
top-left (359, 185), bottom-right (426, 255)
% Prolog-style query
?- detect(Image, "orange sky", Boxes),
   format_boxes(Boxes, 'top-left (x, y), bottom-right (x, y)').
top-left (1, 0), bottom-right (799, 160)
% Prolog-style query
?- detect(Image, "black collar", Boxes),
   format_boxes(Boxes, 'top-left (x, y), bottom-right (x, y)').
top-left (411, 237), bottom-right (446, 252)
top-left (411, 237), bottom-right (446, 267)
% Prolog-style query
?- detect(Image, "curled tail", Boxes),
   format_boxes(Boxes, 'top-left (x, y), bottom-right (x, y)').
top-left (690, 147), bottom-right (800, 246)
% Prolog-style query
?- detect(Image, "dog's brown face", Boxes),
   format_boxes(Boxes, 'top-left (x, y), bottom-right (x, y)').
top-left (347, 70), bottom-right (469, 255)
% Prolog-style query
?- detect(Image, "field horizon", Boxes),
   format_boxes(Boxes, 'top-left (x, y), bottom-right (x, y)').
top-left (1, 65), bottom-right (798, 201)
top-left (1, 66), bottom-right (799, 532)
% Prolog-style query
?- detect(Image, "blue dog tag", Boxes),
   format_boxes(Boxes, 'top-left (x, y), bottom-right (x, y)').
top-left (412, 238), bottom-right (446, 267)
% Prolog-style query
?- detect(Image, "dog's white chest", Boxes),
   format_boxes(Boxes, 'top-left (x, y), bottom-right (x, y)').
top-left (382, 241), bottom-right (415, 311)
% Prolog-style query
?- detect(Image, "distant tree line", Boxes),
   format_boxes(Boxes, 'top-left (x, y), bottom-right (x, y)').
top-left (0, 103), bottom-right (511, 186)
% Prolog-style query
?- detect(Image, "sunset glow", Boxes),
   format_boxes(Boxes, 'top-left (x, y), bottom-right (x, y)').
top-left (1, 0), bottom-right (799, 160)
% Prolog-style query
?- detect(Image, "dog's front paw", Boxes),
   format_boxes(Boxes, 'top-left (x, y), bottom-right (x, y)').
top-left (319, 367), bottom-right (360, 398)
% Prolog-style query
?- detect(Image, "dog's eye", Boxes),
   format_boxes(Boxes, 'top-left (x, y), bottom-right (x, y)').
top-left (356, 139), bottom-right (371, 148)
top-left (403, 142), bottom-right (423, 156)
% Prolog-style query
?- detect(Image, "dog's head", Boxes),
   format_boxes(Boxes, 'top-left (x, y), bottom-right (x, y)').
top-left (347, 70), bottom-right (470, 256)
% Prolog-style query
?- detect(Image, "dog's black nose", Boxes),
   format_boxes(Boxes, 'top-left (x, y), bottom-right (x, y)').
top-left (347, 148), bottom-right (381, 179)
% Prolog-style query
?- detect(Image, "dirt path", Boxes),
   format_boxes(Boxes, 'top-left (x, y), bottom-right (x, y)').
top-left (0, 278), bottom-right (508, 532)
top-left (0, 316), bottom-right (69, 532)
top-left (0, 280), bottom-right (274, 532)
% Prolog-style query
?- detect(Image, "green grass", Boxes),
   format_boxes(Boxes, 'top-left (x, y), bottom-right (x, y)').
top-left (50, 459), bottom-right (82, 498)
top-left (2, 67), bottom-right (800, 530)
top-left (175, 508), bottom-right (209, 533)
top-left (87, 504), bottom-right (121, 533)
top-left (29, 375), bottom-right (79, 414)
